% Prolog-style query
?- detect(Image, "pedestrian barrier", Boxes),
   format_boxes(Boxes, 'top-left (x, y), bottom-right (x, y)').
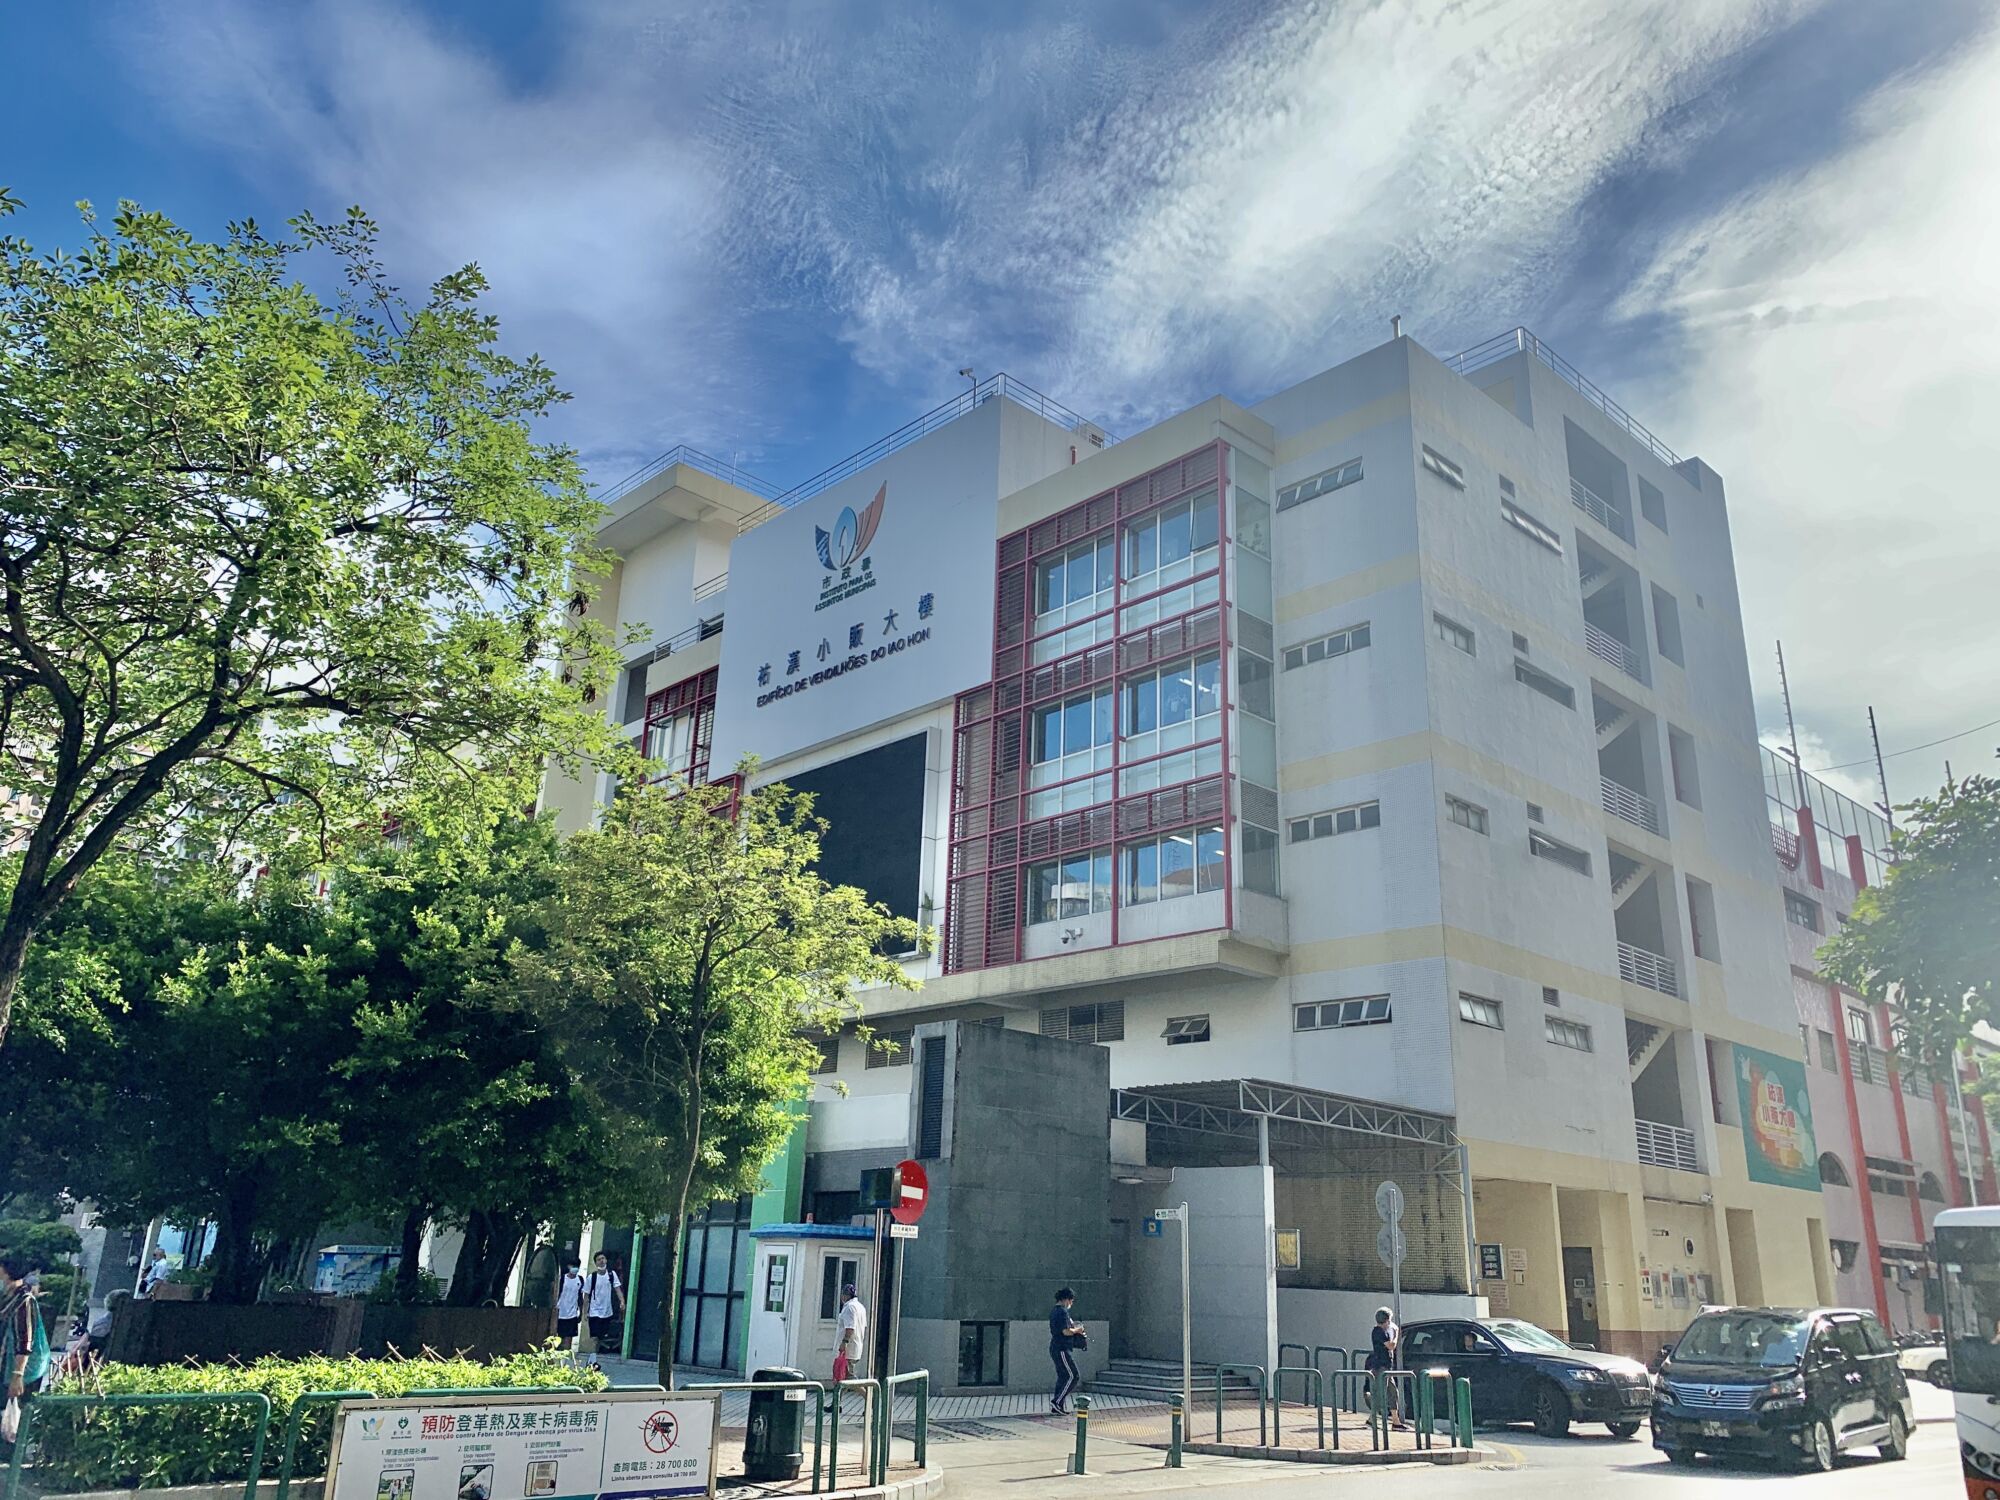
top-left (1269, 1366), bottom-right (1325, 1449)
top-left (6, 1392), bottom-right (274, 1500)
top-left (685, 1376), bottom-right (837, 1492)
top-left (1454, 1376), bottom-right (1474, 1447)
top-left (1067, 1394), bottom-right (1090, 1475)
top-left (1276, 1342), bottom-right (1309, 1373)
top-left (879, 1369), bottom-right (930, 1477)
top-left (1212, 1363), bottom-right (1267, 1446)
top-left (1311, 1344), bottom-right (1350, 1376)
top-left (275, 1388), bottom-right (375, 1500)
top-left (828, 1377), bottom-right (880, 1490)
top-left (1411, 1368), bottom-right (1452, 1450)
top-left (1325, 1369), bottom-right (1389, 1450)
top-left (1166, 1393), bottom-right (1184, 1468)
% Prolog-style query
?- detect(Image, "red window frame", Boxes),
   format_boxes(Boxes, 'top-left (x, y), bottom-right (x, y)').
top-left (643, 666), bottom-right (719, 786)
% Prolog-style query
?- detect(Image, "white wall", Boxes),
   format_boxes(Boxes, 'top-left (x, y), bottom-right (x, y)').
top-left (1123, 1166), bottom-right (1276, 1371)
top-left (1276, 1288), bottom-right (1482, 1362)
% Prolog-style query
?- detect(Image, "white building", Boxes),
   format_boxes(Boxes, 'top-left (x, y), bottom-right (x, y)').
top-left (549, 327), bottom-right (1832, 1383)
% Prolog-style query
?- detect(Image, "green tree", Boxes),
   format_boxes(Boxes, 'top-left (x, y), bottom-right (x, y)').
top-left (511, 770), bottom-right (920, 1384)
top-left (1821, 775), bottom-right (2000, 1070)
top-left (0, 198), bottom-right (618, 1050)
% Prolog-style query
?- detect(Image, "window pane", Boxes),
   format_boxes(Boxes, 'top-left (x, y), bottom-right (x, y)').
top-left (1358, 802), bottom-right (1380, 829)
top-left (1126, 517), bottom-right (1156, 578)
top-left (1035, 705), bottom-right (1061, 763)
top-left (1066, 545), bottom-right (1093, 604)
top-left (1063, 695), bottom-right (1092, 756)
top-left (1037, 557), bottom-right (1063, 614)
top-left (1284, 647), bottom-right (1304, 670)
top-left (1242, 824), bottom-right (1279, 895)
top-left (1290, 820), bottom-right (1311, 843)
top-left (1092, 853), bottom-right (1113, 912)
top-left (1159, 502), bottom-right (1192, 566)
top-left (1313, 814), bottom-right (1333, 838)
top-left (1351, 623), bottom-right (1371, 649)
top-left (1126, 841), bottom-right (1158, 904)
top-left (1307, 639), bottom-right (1326, 663)
top-left (1239, 654), bottom-right (1272, 720)
top-left (1126, 675), bottom-right (1157, 735)
top-left (1196, 825), bottom-right (1225, 891)
top-left (1336, 809), bottom-right (1357, 834)
top-left (1160, 831), bottom-right (1196, 899)
top-left (1161, 662), bottom-right (1194, 725)
top-left (1028, 862), bottom-right (1057, 925)
top-left (1195, 655), bottom-right (1221, 717)
top-left (1092, 689), bottom-right (1113, 746)
top-left (1097, 537), bottom-right (1116, 594)
top-left (1193, 490), bottom-right (1219, 551)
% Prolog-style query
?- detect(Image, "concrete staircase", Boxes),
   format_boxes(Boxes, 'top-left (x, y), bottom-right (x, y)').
top-left (1087, 1358), bottom-right (1257, 1402)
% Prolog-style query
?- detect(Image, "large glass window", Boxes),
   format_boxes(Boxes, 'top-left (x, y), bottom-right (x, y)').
top-left (676, 1194), bottom-right (752, 1371)
top-left (1120, 654), bottom-right (1222, 795)
top-left (1121, 488), bottom-right (1220, 630)
top-left (1122, 825), bottom-right (1224, 905)
top-left (1028, 688), bottom-right (1112, 816)
top-left (1026, 851), bottom-right (1112, 925)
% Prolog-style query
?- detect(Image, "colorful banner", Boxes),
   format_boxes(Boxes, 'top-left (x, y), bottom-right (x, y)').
top-left (1735, 1044), bottom-right (1820, 1190)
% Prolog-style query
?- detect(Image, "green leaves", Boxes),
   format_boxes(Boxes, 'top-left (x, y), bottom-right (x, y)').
top-left (1820, 774), bottom-right (2000, 1068)
top-left (0, 199), bottom-right (621, 1046)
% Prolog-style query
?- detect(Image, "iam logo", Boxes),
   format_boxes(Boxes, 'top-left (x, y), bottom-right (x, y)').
top-left (814, 483), bottom-right (887, 612)
top-left (361, 1417), bottom-right (382, 1439)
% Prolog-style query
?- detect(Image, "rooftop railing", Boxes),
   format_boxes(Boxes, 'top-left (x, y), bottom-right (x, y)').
top-left (1446, 327), bottom-right (1683, 469)
top-left (597, 444), bottom-right (782, 509)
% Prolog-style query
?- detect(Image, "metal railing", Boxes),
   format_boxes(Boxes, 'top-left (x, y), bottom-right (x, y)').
top-left (1618, 939), bottom-right (1680, 996)
top-left (598, 444), bottom-right (782, 508)
top-left (1636, 1118), bottom-right (1700, 1172)
top-left (8, 1392), bottom-right (274, 1500)
top-left (1569, 476), bottom-right (1633, 541)
top-left (1446, 327), bottom-right (1684, 469)
top-left (1600, 776), bottom-right (1662, 835)
top-left (691, 572), bottom-right (728, 603)
top-left (1585, 621), bottom-right (1644, 682)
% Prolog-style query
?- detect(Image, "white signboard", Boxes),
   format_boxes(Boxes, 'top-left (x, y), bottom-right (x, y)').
top-left (326, 1392), bottom-right (718, 1500)
top-left (710, 401), bottom-right (1009, 769)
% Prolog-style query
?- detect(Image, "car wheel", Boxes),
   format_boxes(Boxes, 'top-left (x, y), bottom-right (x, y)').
top-left (1607, 1420), bottom-right (1640, 1440)
top-left (1531, 1382), bottom-right (1572, 1438)
top-left (1879, 1409), bottom-right (1909, 1462)
top-left (1662, 1447), bottom-right (1697, 1466)
top-left (1805, 1416), bottom-right (1836, 1472)
top-left (1927, 1360), bottom-right (1951, 1390)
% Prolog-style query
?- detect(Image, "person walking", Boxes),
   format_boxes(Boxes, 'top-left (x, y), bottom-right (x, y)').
top-left (582, 1253), bottom-right (624, 1360)
top-left (1048, 1287), bottom-right (1085, 1415)
top-left (1, 1256), bottom-right (50, 1453)
top-left (832, 1282), bottom-right (867, 1384)
top-left (553, 1259), bottom-right (584, 1355)
top-left (1365, 1306), bottom-right (1407, 1430)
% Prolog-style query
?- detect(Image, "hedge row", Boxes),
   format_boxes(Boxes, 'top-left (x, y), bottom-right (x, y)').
top-left (34, 1347), bottom-right (607, 1492)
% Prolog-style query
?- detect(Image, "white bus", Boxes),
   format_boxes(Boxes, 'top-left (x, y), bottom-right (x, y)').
top-left (1936, 1205), bottom-right (2000, 1495)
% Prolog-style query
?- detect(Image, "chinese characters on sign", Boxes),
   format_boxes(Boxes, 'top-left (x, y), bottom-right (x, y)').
top-left (1733, 1044), bottom-right (1820, 1191)
top-left (755, 602), bottom-right (936, 711)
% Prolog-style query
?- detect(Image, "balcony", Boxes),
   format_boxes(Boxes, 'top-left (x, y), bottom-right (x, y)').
top-left (1570, 476), bottom-right (1633, 542)
top-left (1636, 1118), bottom-right (1699, 1172)
top-left (1618, 940), bottom-right (1679, 997)
top-left (1585, 621), bottom-right (1644, 682)
top-left (1600, 776), bottom-right (1662, 835)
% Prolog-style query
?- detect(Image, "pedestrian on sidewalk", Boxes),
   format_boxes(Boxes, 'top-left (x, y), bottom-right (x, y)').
top-left (833, 1282), bottom-right (867, 1384)
top-left (583, 1253), bottom-right (624, 1360)
top-left (1365, 1306), bottom-right (1407, 1430)
top-left (1048, 1287), bottom-right (1085, 1416)
top-left (1, 1255), bottom-right (50, 1455)
top-left (554, 1258), bottom-right (584, 1355)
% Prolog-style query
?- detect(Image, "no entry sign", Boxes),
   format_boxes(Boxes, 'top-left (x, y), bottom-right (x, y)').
top-left (890, 1159), bottom-right (929, 1225)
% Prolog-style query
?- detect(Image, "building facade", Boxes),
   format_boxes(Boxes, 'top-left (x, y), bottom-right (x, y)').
top-left (1764, 746), bottom-right (1997, 1333)
top-left (550, 327), bottom-right (1838, 1386)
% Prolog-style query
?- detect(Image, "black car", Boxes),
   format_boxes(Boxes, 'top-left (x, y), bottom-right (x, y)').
top-left (1399, 1317), bottom-right (1655, 1437)
top-left (1651, 1305), bottom-right (1915, 1470)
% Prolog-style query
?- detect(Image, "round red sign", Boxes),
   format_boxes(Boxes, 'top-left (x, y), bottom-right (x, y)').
top-left (891, 1159), bottom-right (929, 1226)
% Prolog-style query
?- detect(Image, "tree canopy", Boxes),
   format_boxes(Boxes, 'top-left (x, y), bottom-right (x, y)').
top-left (1821, 774), bottom-right (2000, 1068)
top-left (0, 198), bottom-right (618, 1048)
top-left (511, 768), bottom-right (921, 1383)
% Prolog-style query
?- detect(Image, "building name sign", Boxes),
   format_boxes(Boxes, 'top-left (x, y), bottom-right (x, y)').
top-left (754, 613), bottom-right (934, 710)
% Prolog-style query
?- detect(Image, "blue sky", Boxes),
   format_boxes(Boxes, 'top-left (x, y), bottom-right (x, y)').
top-left (5, 0), bottom-right (1996, 803)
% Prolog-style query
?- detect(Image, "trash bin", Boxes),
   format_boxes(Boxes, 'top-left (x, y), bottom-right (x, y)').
top-left (743, 1366), bottom-right (808, 1482)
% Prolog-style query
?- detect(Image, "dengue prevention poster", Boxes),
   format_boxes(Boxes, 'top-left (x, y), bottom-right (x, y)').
top-left (326, 1392), bottom-right (718, 1500)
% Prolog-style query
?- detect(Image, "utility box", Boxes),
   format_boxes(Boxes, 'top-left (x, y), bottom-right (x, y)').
top-left (743, 1224), bottom-right (876, 1382)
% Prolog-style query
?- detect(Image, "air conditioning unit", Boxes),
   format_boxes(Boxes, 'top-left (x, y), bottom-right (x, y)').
top-left (1078, 422), bottom-right (1108, 449)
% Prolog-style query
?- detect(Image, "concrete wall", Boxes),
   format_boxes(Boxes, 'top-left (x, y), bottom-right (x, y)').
top-left (1276, 1288), bottom-right (1481, 1359)
top-left (1120, 1165), bottom-right (1276, 1372)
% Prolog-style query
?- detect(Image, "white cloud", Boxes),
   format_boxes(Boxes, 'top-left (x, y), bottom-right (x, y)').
top-left (1624, 21), bottom-right (2000, 801)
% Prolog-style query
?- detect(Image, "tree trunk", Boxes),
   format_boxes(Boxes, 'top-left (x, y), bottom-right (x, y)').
top-left (476, 1218), bottom-right (529, 1306)
top-left (0, 910), bottom-right (36, 1053)
top-left (207, 1185), bottom-right (263, 1304)
top-left (447, 1212), bottom-right (492, 1306)
top-left (654, 1211), bottom-right (684, 1389)
top-left (395, 1207), bottom-right (427, 1300)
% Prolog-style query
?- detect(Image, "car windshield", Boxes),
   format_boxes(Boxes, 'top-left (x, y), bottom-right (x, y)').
top-left (1671, 1312), bottom-right (1808, 1367)
top-left (1486, 1320), bottom-right (1572, 1354)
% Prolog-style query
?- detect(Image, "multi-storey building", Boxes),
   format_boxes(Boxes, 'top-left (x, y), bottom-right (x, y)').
top-left (1765, 746), bottom-right (1997, 1333)
top-left (548, 327), bottom-right (1835, 1389)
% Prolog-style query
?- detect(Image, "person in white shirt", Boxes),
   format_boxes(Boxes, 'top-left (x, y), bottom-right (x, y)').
top-left (833, 1283), bottom-right (867, 1383)
top-left (553, 1260), bottom-right (584, 1348)
top-left (584, 1253), bottom-right (624, 1350)
top-left (139, 1249), bottom-right (170, 1298)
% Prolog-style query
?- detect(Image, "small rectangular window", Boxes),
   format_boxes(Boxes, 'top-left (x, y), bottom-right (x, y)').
top-left (1458, 993), bottom-right (1504, 1029)
top-left (764, 1253), bottom-right (791, 1313)
top-left (1446, 796), bottom-right (1488, 835)
top-left (1514, 658), bottom-right (1576, 709)
top-left (1529, 829), bottom-right (1592, 875)
top-left (1817, 1029), bottom-right (1838, 1072)
top-left (1500, 498), bottom-right (1564, 555)
top-left (1163, 1015), bottom-right (1211, 1045)
top-left (1282, 622), bottom-right (1371, 670)
top-left (1651, 586), bottom-right (1685, 666)
top-left (957, 1321), bottom-right (1007, 1387)
top-left (1433, 613), bottom-right (1475, 655)
top-left (1295, 995), bottom-right (1393, 1031)
top-left (804, 1030), bottom-right (840, 1077)
top-left (1512, 632), bottom-right (1531, 654)
top-left (865, 1028), bottom-right (914, 1068)
top-left (1290, 800), bottom-right (1379, 843)
top-left (1041, 1001), bottom-right (1125, 1044)
top-left (1785, 889), bottom-right (1822, 933)
top-left (1421, 445), bottom-right (1466, 488)
top-left (1638, 478), bottom-right (1668, 532)
top-left (1276, 458), bottom-right (1363, 511)
top-left (1542, 986), bottom-right (1561, 1008)
top-left (1526, 803), bottom-right (1545, 824)
top-left (1545, 1015), bottom-right (1594, 1052)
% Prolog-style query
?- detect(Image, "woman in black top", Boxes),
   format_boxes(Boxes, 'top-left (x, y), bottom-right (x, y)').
top-left (1048, 1287), bottom-right (1084, 1415)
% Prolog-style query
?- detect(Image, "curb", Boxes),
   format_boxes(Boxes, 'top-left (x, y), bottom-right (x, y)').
top-left (814, 1467), bottom-right (943, 1499)
top-left (1180, 1442), bottom-right (1487, 1466)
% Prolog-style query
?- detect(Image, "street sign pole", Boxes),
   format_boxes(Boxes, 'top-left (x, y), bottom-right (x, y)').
top-left (1178, 1202), bottom-right (1192, 1412)
top-left (886, 1234), bottom-right (906, 1381)
top-left (1375, 1181), bottom-right (1406, 1326)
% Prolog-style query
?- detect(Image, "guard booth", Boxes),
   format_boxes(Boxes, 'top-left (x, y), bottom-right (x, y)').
top-left (743, 1224), bottom-right (876, 1380)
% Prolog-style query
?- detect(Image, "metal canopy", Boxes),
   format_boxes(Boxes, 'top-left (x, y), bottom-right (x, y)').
top-left (1112, 1078), bottom-right (1458, 1150)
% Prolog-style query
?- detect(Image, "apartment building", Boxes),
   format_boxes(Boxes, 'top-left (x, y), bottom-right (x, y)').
top-left (1765, 746), bottom-right (1997, 1333)
top-left (548, 327), bottom-right (1831, 1388)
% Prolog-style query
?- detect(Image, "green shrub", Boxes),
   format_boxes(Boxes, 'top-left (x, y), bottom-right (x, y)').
top-left (35, 1346), bottom-right (605, 1491)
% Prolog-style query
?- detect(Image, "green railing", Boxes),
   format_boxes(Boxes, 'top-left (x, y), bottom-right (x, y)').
top-left (1212, 1363), bottom-right (1267, 1445)
top-left (1327, 1369), bottom-right (1390, 1450)
top-left (1311, 1344), bottom-right (1350, 1375)
top-left (881, 1369), bottom-right (931, 1477)
top-left (1269, 1366), bottom-right (1324, 1449)
top-left (7, 1393), bottom-right (274, 1500)
top-left (828, 1378), bottom-right (879, 1490)
top-left (275, 1388), bottom-right (374, 1500)
top-left (1276, 1342), bottom-right (1309, 1372)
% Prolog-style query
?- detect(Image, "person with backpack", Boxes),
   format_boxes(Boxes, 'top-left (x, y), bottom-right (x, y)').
top-left (582, 1252), bottom-right (624, 1358)
top-left (1, 1255), bottom-right (50, 1452)
top-left (553, 1259), bottom-right (585, 1353)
